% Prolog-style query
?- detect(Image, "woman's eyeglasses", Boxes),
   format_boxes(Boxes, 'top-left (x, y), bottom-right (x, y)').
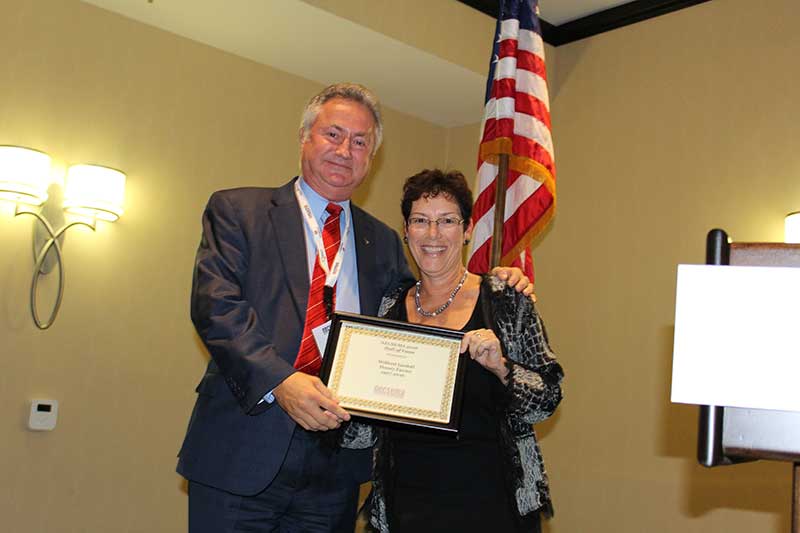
top-left (407, 216), bottom-right (464, 231)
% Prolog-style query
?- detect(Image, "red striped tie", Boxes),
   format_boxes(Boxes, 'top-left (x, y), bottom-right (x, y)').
top-left (293, 202), bottom-right (342, 375)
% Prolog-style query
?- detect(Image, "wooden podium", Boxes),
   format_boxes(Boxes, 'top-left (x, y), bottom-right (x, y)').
top-left (694, 229), bottom-right (800, 531)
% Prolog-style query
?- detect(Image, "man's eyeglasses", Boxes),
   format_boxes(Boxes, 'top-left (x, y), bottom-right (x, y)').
top-left (407, 216), bottom-right (464, 231)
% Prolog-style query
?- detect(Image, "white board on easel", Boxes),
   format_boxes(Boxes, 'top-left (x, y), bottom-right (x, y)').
top-left (671, 264), bottom-right (800, 413)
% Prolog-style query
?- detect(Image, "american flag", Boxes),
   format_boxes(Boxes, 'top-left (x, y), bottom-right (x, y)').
top-left (467, 0), bottom-right (555, 281)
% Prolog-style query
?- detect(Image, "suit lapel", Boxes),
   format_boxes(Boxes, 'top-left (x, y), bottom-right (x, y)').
top-left (270, 178), bottom-right (309, 320)
top-left (272, 188), bottom-right (381, 319)
top-left (352, 206), bottom-right (379, 316)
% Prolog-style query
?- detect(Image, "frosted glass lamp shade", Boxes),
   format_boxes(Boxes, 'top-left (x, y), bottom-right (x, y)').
top-left (0, 146), bottom-right (51, 205)
top-left (785, 212), bottom-right (800, 244)
top-left (63, 164), bottom-right (125, 221)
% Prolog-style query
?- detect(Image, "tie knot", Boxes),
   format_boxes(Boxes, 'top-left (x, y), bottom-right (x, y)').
top-left (326, 202), bottom-right (343, 217)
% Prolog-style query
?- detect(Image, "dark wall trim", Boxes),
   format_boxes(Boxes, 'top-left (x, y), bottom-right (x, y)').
top-left (457, 0), bottom-right (713, 46)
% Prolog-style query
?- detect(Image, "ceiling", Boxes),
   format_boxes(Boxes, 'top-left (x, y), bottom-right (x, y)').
top-left (460, 0), bottom-right (712, 45)
top-left (526, 0), bottom-right (632, 25)
top-left (80, 0), bottom-right (709, 127)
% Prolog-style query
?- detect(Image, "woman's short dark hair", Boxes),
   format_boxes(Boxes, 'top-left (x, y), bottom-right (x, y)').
top-left (401, 169), bottom-right (473, 228)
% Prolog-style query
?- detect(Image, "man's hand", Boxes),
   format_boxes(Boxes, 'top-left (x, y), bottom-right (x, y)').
top-left (490, 266), bottom-right (537, 302)
top-left (273, 372), bottom-right (350, 431)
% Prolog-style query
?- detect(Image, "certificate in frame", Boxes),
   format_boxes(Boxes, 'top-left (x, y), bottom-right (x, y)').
top-left (319, 312), bottom-right (466, 433)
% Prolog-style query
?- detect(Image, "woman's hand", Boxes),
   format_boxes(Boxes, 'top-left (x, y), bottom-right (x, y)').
top-left (490, 266), bottom-right (537, 301)
top-left (461, 328), bottom-right (510, 384)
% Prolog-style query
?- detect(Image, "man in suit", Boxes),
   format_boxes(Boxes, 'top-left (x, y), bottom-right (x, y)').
top-left (177, 83), bottom-right (530, 532)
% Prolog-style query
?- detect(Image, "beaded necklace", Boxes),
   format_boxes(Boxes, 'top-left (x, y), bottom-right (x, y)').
top-left (414, 268), bottom-right (468, 317)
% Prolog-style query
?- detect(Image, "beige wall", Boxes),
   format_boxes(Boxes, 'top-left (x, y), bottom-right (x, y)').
top-left (3, 0), bottom-right (800, 532)
top-left (305, 0), bottom-right (495, 76)
top-left (0, 1), bottom-right (447, 531)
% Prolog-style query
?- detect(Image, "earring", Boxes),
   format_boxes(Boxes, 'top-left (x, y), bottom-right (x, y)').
top-left (403, 236), bottom-right (408, 244)
top-left (463, 239), bottom-right (470, 245)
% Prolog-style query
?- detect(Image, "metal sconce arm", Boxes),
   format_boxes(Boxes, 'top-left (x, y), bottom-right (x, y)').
top-left (14, 206), bottom-right (97, 329)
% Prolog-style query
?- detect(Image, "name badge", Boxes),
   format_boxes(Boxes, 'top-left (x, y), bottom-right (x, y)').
top-left (312, 320), bottom-right (332, 356)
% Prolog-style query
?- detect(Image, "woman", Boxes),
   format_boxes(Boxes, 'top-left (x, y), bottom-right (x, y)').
top-left (343, 169), bottom-right (564, 532)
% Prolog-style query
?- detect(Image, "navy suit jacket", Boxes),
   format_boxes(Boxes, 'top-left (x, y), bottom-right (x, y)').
top-left (177, 178), bottom-right (413, 495)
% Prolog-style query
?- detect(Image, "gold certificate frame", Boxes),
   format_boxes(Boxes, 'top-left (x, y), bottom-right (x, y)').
top-left (320, 312), bottom-right (467, 433)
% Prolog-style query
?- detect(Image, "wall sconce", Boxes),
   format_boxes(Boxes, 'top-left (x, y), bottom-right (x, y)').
top-left (785, 211), bottom-right (800, 244)
top-left (0, 145), bottom-right (50, 205)
top-left (0, 145), bottom-right (126, 329)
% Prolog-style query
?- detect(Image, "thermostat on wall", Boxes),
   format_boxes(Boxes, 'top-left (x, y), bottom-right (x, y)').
top-left (28, 399), bottom-right (58, 431)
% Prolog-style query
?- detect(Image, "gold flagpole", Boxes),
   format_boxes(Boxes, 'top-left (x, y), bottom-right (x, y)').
top-left (489, 153), bottom-right (509, 268)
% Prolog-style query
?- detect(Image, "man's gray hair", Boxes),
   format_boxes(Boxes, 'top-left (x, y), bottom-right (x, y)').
top-left (299, 83), bottom-right (383, 156)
